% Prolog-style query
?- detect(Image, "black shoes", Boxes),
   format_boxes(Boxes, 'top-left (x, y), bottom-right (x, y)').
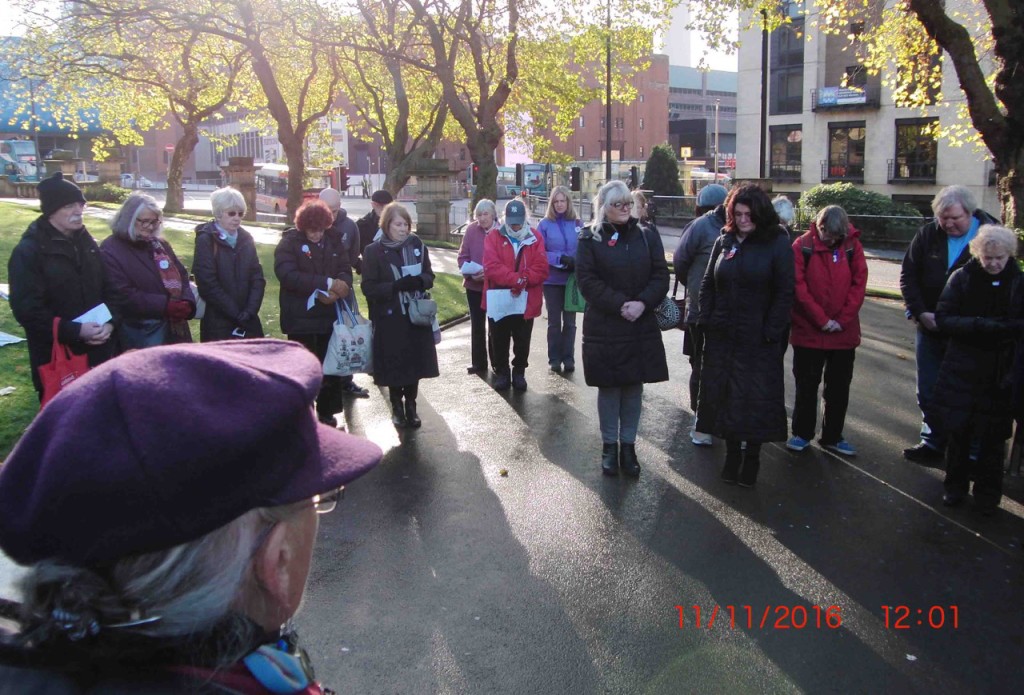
top-left (562, 362), bottom-right (575, 374)
top-left (738, 455), bottom-right (760, 488)
top-left (467, 365), bottom-right (486, 375)
top-left (601, 443), bottom-right (619, 476)
top-left (390, 400), bottom-right (407, 427)
top-left (493, 373), bottom-right (511, 390)
top-left (942, 492), bottom-right (965, 507)
top-left (620, 443), bottom-right (641, 477)
top-left (512, 370), bottom-right (528, 391)
top-left (405, 400), bottom-right (422, 428)
top-left (342, 382), bottom-right (370, 398)
top-left (904, 443), bottom-right (944, 463)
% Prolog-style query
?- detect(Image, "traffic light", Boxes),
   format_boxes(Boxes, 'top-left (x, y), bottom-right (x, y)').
top-left (515, 163), bottom-right (525, 188)
top-left (338, 166), bottom-right (349, 191)
top-left (569, 166), bottom-right (581, 192)
top-left (629, 166), bottom-right (639, 189)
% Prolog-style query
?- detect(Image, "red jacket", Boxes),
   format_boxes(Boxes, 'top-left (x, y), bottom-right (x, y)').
top-left (790, 224), bottom-right (868, 350)
top-left (482, 226), bottom-right (549, 319)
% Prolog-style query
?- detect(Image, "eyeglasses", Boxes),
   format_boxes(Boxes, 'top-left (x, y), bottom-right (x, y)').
top-left (312, 486), bottom-right (345, 514)
top-left (225, 210), bottom-right (244, 217)
top-left (135, 217), bottom-right (161, 228)
top-left (609, 201), bottom-right (634, 211)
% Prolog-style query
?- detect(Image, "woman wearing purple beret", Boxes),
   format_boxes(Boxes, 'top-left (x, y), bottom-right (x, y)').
top-left (0, 340), bottom-right (382, 693)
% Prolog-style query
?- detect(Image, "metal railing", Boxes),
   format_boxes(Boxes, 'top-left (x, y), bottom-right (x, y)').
top-left (820, 160), bottom-right (865, 183)
top-left (887, 159), bottom-right (937, 184)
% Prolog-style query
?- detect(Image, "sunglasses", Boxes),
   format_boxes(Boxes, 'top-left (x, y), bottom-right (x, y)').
top-left (224, 210), bottom-right (244, 217)
top-left (609, 201), bottom-right (634, 211)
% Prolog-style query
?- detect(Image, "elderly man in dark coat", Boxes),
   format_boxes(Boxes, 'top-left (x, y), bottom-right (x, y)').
top-left (8, 172), bottom-right (116, 400)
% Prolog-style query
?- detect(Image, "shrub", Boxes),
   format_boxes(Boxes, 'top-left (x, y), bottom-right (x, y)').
top-left (84, 183), bottom-right (130, 204)
top-left (798, 183), bottom-right (922, 247)
top-left (641, 144), bottom-right (684, 197)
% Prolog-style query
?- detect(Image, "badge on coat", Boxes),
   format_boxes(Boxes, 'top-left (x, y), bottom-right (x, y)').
top-left (608, 232), bottom-right (619, 247)
top-left (158, 259), bottom-right (170, 270)
top-left (725, 245), bottom-right (738, 260)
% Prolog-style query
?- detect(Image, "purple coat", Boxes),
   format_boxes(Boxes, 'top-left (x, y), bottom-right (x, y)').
top-left (100, 234), bottom-right (195, 338)
top-left (457, 221), bottom-right (494, 292)
top-left (537, 215), bottom-right (581, 286)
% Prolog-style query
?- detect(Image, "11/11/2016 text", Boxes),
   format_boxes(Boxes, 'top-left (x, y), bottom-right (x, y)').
top-left (675, 605), bottom-right (843, 630)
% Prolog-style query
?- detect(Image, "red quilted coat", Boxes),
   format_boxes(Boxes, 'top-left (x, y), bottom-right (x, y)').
top-left (481, 226), bottom-right (549, 319)
top-left (789, 223), bottom-right (868, 350)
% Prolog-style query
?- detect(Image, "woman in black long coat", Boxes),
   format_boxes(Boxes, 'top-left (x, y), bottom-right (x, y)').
top-left (933, 224), bottom-right (1024, 515)
top-left (361, 203), bottom-right (439, 428)
top-left (696, 184), bottom-right (795, 487)
top-left (275, 199), bottom-right (352, 428)
top-left (576, 180), bottom-right (669, 478)
top-left (193, 187), bottom-right (266, 341)
top-left (101, 193), bottom-right (196, 349)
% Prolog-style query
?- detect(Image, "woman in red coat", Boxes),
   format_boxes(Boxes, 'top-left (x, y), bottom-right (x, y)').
top-left (787, 205), bottom-right (868, 456)
top-left (482, 199), bottom-right (549, 391)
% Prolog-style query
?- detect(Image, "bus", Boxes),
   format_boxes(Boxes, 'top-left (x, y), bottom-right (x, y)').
top-left (466, 163), bottom-right (550, 198)
top-left (253, 163), bottom-right (331, 214)
top-left (0, 140), bottom-right (40, 182)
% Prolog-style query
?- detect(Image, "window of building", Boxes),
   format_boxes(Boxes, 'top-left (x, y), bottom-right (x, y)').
top-left (891, 117), bottom-right (938, 182)
top-left (707, 89), bottom-right (736, 97)
top-left (771, 69), bottom-right (803, 115)
top-left (640, 146), bottom-right (644, 158)
top-left (578, 145), bottom-right (584, 158)
top-left (639, 118), bottom-right (644, 130)
top-left (826, 121), bottom-right (866, 181)
top-left (615, 118), bottom-right (624, 129)
top-left (845, 65), bottom-right (867, 89)
top-left (600, 117), bottom-right (605, 129)
top-left (459, 148), bottom-right (466, 161)
top-left (579, 115), bottom-right (585, 128)
top-left (639, 94), bottom-right (645, 102)
top-left (770, 125), bottom-right (802, 181)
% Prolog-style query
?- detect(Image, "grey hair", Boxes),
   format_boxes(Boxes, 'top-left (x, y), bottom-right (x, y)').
top-left (589, 180), bottom-right (633, 241)
top-left (474, 198), bottom-right (497, 221)
top-left (931, 185), bottom-right (977, 217)
top-left (970, 224), bottom-right (1017, 258)
top-left (815, 205), bottom-right (850, 239)
top-left (14, 503), bottom-right (300, 665)
top-left (110, 193), bottom-right (162, 242)
top-left (545, 186), bottom-right (578, 221)
top-left (772, 195), bottom-right (795, 226)
top-left (211, 187), bottom-right (247, 217)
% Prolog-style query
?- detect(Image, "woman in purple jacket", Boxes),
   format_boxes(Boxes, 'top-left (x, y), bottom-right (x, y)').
top-left (100, 192), bottom-right (196, 349)
top-left (457, 199), bottom-right (499, 374)
top-left (537, 185), bottom-right (582, 372)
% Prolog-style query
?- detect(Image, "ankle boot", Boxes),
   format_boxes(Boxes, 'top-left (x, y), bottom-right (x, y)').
top-left (511, 369), bottom-right (528, 391)
top-left (721, 447), bottom-right (741, 484)
top-left (601, 443), bottom-right (619, 476)
top-left (390, 399), bottom-right (407, 427)
top-left (620, 443), bottom-right (641, 477)
top-left (405, 399), bottom-right (421, 428)
top-left (738, 453), bottom-right (761, 488)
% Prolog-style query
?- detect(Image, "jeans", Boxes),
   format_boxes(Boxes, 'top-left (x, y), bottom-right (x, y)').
top-left (915, 328), bottom-right (949, 450)
top-left (791, 346), bottom-right (856, 445)
top-left (543, 284), bottom-right (577, 367)
top-left (466, 289), bottom-right (489, 371)
top-left (598, 384), bottom-right (644, 444)
top-left (489, 315), bottom-right (534, 375)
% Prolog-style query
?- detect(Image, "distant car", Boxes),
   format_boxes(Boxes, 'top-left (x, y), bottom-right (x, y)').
top-left (137, 176), bottom-right (153, 188)
top-left (120, 173), bottom-right (134, 188)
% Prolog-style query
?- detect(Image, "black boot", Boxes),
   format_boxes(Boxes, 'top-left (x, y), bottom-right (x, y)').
top-left (512, 369), bottom-right (528, 391)
top-left (390, 398), bottom-right (407, 427)
top-left (601, 443), bottom-right (619, 476)
top-left (405, 399), bottom-right (421, 428)
top-left (738, 447), bottom-right (761, 488)
top-left (620, 443), bottom-right (641, 477)
top-left (721, 442), bottom-right (741, 484)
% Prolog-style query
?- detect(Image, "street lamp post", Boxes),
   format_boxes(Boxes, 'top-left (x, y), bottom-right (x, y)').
top-left (713, 99), bottom-right (720, 178)
top-left (605, 0), bottom-right (612, 182)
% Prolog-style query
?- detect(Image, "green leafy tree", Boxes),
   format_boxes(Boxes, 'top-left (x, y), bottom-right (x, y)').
top-left (642, 144), bottom-right (683, 196)
top-left (686, 0), bottom-right (1024, 228)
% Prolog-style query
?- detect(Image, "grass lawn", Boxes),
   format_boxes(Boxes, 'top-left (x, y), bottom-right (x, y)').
top-left (0, 201), bottom-right (467, 460)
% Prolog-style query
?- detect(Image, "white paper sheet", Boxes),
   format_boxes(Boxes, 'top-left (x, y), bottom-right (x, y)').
top-left (401, 263), bottom-right (423, 277)
top-left (307, 289), bottom-right (331, 311)
top-left (460, 261), bottom-right (484, 275)
top-left (0, 332), bottom-right (25, 347)
top-left (74, 303), bottom-right (113, 324)
top-left (486, 289), bottom-right (527, 321)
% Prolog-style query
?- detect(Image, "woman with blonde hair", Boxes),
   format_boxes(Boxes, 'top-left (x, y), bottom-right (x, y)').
top-left (933, 224), bottom-right (1024, 514)
top-left (537, 185), bottom-right (582, 372)
top-left (576, 180), bottom-right (669, 477)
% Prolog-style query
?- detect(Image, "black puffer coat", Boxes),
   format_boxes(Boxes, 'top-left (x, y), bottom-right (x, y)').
top-left (695, 225), bottom-right (794, 441)
top-left (934, 259), bottom-right (1024, 439)
top-left (274, 227), bottom-right (351, 336)
top-left (575, 219), bottom-right (669, 387)
top-left (8, 218), bottom-right (118, 394)
top-left (192, 222), bottom-right (266, 341)
top-left (361, 236), bottom-right (439, 387)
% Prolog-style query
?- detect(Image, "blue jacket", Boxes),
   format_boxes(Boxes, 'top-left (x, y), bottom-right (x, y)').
top-left (537, 215), bottom-right (581, 286)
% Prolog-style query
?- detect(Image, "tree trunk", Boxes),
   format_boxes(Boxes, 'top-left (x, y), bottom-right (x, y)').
top-left (163, 122), bottom-right (199, 214)
top-left (281, 135), bottom-right (306, 224)
top-left (468, 123), bottom-right (503, 210)
top-left (997, 149), bottom-right (1023, 231)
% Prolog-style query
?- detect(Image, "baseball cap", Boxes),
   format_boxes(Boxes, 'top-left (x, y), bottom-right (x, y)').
top-left (0, 340), bottom-right (383, 566)
top-left (504, 199), bottom-right (527, 226)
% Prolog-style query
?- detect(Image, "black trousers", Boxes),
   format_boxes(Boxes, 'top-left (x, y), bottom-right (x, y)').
top-left (289, 333), bottom-right (342, 419)
top-left (489, 315), bottom-right (533, 375)
top-left (944, 426), bottom-right (1005, 510)
top-left (791, 346), bottom-right (856, 445)
top-left (685, 323), bottom-right (705, 413)
top-left (466, 289), bottom-right (489, 371)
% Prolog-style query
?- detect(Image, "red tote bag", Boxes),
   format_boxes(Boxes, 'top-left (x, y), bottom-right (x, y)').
top-left (39, 317), bottom-right (90, 408)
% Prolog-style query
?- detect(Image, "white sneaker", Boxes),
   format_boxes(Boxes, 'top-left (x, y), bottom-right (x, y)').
top-left (690, 430), bottom-right (713, 446)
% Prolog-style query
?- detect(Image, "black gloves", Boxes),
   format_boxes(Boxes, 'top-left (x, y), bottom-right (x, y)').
top-left (393, 275), bottom-right (424, 292)
top-left (236, 311), bottom-right (252, 324)
top-left (560, 255), bottom-right (576, 271)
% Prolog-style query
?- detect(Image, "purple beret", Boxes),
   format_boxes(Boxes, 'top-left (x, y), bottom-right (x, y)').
top-left (0, 339), bottom-right (382, 567)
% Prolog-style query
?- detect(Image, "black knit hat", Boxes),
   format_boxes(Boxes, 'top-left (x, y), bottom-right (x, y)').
top-left (370, 189), bottom-right (394, 205)
top-left (37, 172), bottom-right (87, 216)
